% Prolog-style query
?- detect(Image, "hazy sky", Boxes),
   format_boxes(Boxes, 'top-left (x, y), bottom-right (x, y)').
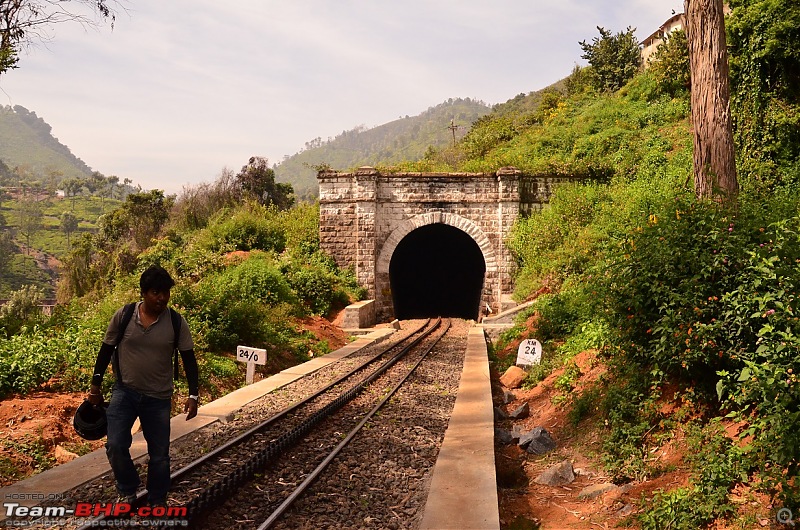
top-left (0, 1), bottom-right (684, 194)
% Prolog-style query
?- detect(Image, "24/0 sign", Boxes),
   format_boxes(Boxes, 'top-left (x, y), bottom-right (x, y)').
top-left (237, 345), bottom-right (267, 365)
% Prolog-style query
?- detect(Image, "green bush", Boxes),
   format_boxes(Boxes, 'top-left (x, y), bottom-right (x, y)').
top-left (174, 256), bottom-right (298, 351)
top-left (640, 421), bottom-right (747, 529)
top-left (204, 206), bottom-right (286, 253)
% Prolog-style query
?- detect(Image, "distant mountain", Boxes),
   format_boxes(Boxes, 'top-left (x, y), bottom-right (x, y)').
top-left (0, 105), bottom-right (93, 186)
top-left (274, 98), bottom-right (492, 199)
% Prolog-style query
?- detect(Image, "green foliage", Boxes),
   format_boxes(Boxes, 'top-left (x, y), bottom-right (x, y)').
top-left (647, 29), bottom-right (690, 98)
top-left (564, 65), bottom-right (593, 96)
top-left (119, 190), bottom-right (174, 250)
top-left (640, 422), bottom-right (748, 529)
top-left (170, 169), bottom-right (239, 231)
top-left (235, 156), bottom-right (294, 209)
top-left (15, 195), bottom-right (43, 250)
top-left (0, 43), bottom-right (18, 75)
top-left (2, 435), bottom-right (55, 473)
top-left (174, 255), bottom-right (297, 351)
top-left (727, 0), bottom-right (800, 192)
top-left (0, 230), bottom-right (15, 274)
top-left (711, 215), bottom-right (800, 505)
top-left (202, 205), bottom-right (286, 253)
top-left (60, 211), bottom-right (78, 248)
top-left (284, 263), bottom-right (343, 316)
top-left (579, 26), bottom-right (642, 92)
top-left (452, 80), bottom-right (690, 182)
top-left (0, 284), bottom-right (45, 337)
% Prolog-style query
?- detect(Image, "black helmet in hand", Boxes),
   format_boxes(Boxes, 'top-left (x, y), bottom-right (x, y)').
top-left (73, 400), bottom-right (109, 440)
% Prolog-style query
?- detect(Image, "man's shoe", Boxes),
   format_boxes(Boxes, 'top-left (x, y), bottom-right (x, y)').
top-left (116, 493), bottom-right (137, 504)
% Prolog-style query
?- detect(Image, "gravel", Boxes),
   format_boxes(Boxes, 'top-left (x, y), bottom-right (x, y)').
top-left (36, 319), bottom-right (470, 530)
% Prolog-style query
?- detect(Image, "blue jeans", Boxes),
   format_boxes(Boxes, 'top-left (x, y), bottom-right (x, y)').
top-left (105, 383), bottom-right (172, 504)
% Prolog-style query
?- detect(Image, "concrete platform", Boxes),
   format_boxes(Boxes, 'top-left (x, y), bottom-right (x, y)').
top-left (420, 325), bottom-right (500, 530)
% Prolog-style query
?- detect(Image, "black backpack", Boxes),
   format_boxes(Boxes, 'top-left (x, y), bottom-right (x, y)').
top-left (112, 303), bottom-right (183, 382)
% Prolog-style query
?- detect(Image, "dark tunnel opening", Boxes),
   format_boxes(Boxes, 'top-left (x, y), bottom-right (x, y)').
top-left (389, 223), bottom-right (486, 320)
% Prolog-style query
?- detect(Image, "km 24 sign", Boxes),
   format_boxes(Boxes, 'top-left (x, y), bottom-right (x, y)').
top-left (516, 339), bottom-right (542, 368)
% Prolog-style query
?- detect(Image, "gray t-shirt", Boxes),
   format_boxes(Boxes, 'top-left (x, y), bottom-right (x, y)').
top-left (103, 302), bottom-right (193, 400)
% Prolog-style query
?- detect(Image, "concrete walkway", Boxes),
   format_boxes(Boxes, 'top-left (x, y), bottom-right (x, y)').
top-left (420, 325), bottom-right (500, 530)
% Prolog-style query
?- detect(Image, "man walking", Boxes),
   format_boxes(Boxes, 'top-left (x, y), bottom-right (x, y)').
top-left (88, 265), bottom-right (199, 507)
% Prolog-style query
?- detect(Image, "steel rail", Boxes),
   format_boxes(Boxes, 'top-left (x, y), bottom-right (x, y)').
top-left (257, 319), bottom-right (452, 529)
top-left (168, 319), bottom-right (432, 482)
top-left (75, 319), bottom-right (434, 530)
top-left (182, 317), bottom-right (443, 524)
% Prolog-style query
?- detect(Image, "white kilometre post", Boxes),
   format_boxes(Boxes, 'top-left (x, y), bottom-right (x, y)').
top-left (516, 338), bottom-right (542, 369)
top-left (237, 345), bottom-right (267, 384)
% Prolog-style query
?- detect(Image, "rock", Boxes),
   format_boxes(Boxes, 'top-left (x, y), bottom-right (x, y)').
top-left (494, 428), bottom-right (514, 445)
top-left (519, 426), bottom-right (556, 454)
top-left (500, 366), bottom-right (527, 389)
top-left (494, 406), bottom-right (509, 420)
top-left (509, 402), bottom-right (529, 419)
top-left (534, 459), bottom-right (575, 487)
top-left (55, 445), bottom-right (79, 464)
top-left (502, 389), bottom-right (516, 404)
top-left (511, 424), bottom-right (524, 441)
top-left (577, 483), bottom-right (619, 499)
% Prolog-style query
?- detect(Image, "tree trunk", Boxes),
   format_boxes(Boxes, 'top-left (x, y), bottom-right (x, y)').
top-left (685, 0), bottom-right (738, 200)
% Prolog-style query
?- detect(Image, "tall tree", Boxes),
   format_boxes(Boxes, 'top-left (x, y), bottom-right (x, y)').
top-left (63, 177), bottom-right (83, 209)
top-left (579, 26), bottom-right (642, 92)
top-left (0, 0), bottom-right (117, 77)
top-left (0, 231), bottom-right (15, 274)
top-left (235, 156), bottom-right (294, 209)
top-left (685, 0), bottom-right (738, 200)
top-left (107, 175), bottom-right (119, 200)
top-left (121, 189), bottom-right (173, 250)
top-left (16, 195), bottom-right (43, 253)
top-left (60, 211), bottom-right (78, 248)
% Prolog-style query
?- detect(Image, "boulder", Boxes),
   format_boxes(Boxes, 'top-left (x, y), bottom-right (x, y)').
top-left (502, 389), bottom-right (516, 404)
top-left (494, 428), bottom-right (514, 445)
top-left (577, 483), bottom-right (619, 500)
top-left (500, 366), bottom-right (527, 389)
top-left (509, 402), bottom-right (530, 419)
top-left (519, 426), bottom-right (556, 454)
top-left (534, 459), bottom-right (575, 487)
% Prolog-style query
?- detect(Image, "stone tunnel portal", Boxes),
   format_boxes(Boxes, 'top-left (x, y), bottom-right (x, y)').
top-left (389, 223), bottom-right (486, 320)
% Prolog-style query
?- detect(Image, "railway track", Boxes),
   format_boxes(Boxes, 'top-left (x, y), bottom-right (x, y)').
top-left (70, 318), bottom-right (469, 529)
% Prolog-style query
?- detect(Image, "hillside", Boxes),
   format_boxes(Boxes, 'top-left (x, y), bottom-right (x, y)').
top-left (0, 105), bottom-right (93, 185)
top-left (274, 97), bottom-right (491, 199)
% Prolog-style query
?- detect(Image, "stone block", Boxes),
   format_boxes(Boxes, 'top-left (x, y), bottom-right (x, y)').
top-left (340, 300), bottom-right (376, 329)
top-left (500, 366), bottom-right (527, 389)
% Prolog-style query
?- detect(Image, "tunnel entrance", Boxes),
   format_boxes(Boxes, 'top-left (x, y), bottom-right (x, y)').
top-left (389, 223), bottom-right (486, 320)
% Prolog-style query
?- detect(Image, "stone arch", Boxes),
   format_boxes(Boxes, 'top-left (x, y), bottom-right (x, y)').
top-left (376, 212), bottom-right (498, 275)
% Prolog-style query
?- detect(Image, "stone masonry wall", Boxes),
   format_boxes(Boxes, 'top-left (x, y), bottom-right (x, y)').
top-left (318, 167), bottom-right (566, 321)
